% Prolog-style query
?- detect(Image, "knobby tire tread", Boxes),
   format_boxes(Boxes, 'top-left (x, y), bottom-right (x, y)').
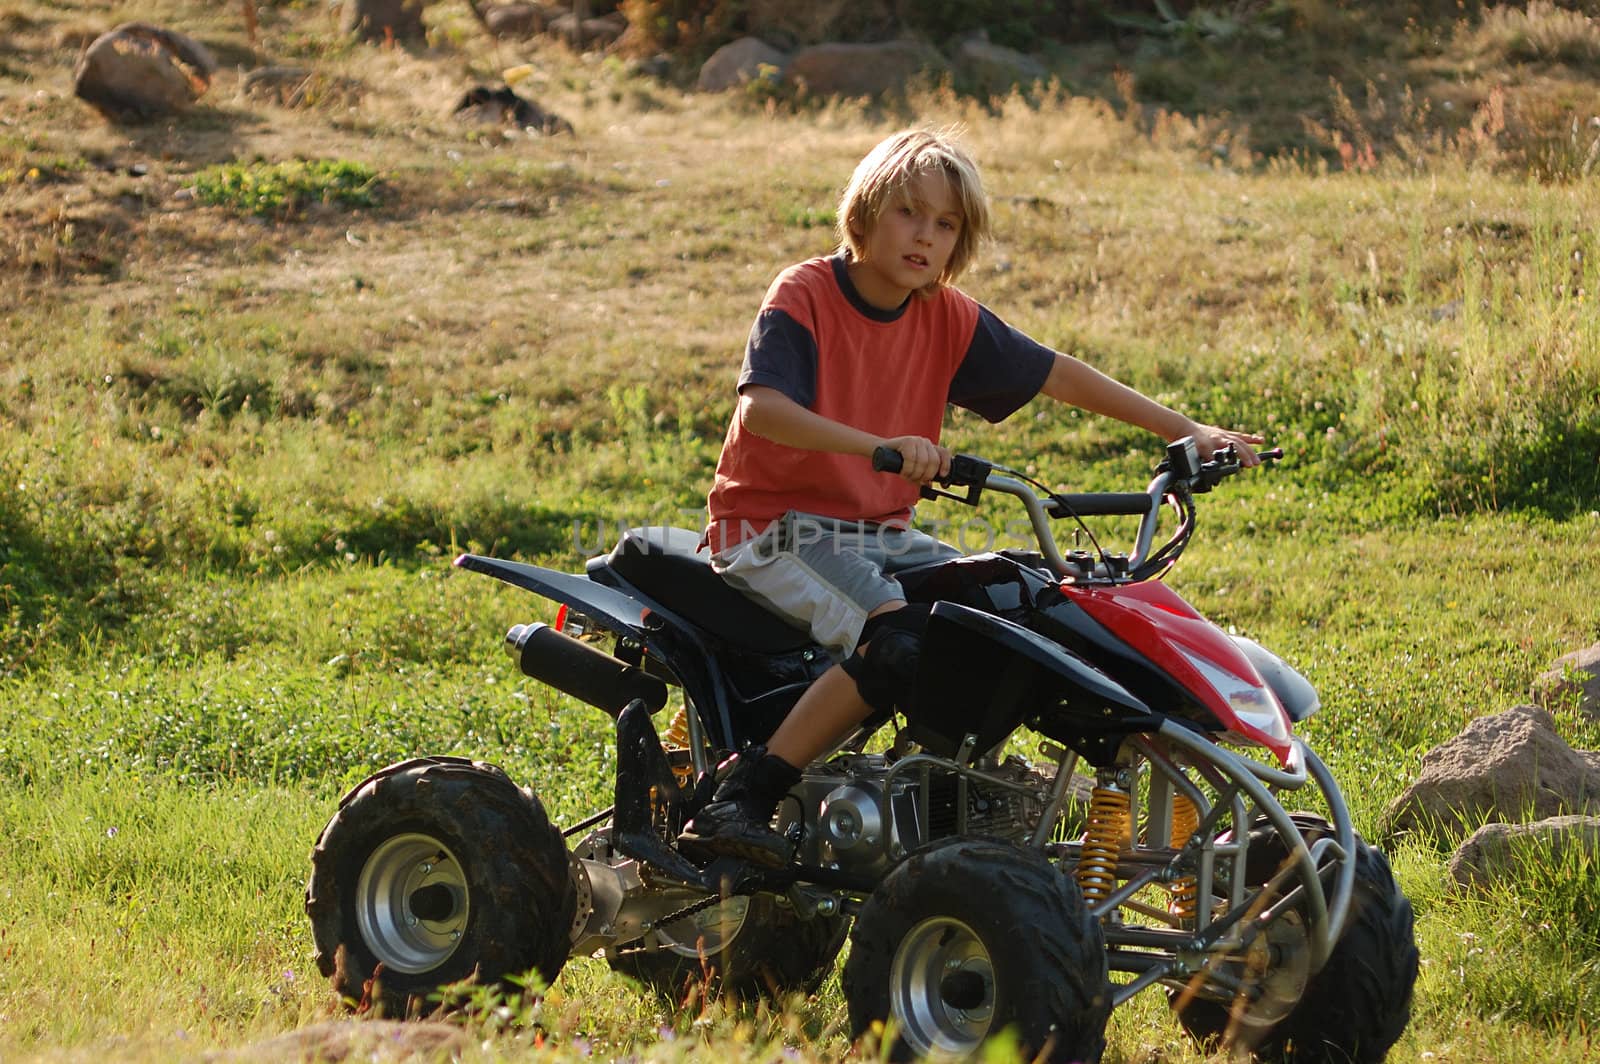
top-left (305, 759), bottom-right (575, 1016)
top-left (843, 838), bottom-right (1111, 1064)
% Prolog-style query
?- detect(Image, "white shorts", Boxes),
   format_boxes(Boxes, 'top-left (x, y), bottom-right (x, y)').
top-left (712, 511), bottom-right (958, 656)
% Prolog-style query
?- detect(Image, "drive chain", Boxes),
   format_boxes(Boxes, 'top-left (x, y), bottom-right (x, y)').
top-left (611, 891), bottom-right (730, 956)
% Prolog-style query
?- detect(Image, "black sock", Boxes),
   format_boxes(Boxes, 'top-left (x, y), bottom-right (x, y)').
top-left (742, 750), bottom-right (803, 821)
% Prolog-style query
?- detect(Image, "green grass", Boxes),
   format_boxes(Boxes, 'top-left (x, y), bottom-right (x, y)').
top-left (192, 159), bottom-right (382, 219)
top-left (2, 0), bottom-right (1600, 1060)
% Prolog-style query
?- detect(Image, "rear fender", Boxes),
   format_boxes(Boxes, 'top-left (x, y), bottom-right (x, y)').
top-left (908, 601), bottom-right (1162, 764)
top-left (455, 553), bottom-right (650, 640)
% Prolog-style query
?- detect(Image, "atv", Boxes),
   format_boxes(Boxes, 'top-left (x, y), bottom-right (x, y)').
top-left (305, 438), bottom-right (1419, 1062)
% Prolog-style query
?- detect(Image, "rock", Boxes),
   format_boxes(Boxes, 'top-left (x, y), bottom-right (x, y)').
top-left (1448, 814), bottom-right (1600, 891)
top-left (206, 1019), bottom-right (469, 1062)
top-left (340, 0), bottom-right (427, 43)
top-left (953, 31), bottom-right (1047, 96)
top-left (785, 39), bottom-right (947, 99)
top-left (548, 11), bottom-right (625, 50)
top-left (627, 53), bottom-right (674, 81)
top-left (452, 85), bottom-right (573, 135)
top-left (462, 0), bottom-right (556, 39)
top-left (1533, 642), bottom-right (1600, 716)
top-left (697, 36), bottom-right (788, 93)
top-left (73, 22), bottom-right (217, 122)
top-left (1379, 704), bottom-right (1600, 843)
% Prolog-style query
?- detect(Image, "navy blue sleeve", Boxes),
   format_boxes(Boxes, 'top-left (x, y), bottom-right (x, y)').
top-left (737, 308), bottom-right (817, 408)
top-left (948, 305), bottom-right (1056, 422)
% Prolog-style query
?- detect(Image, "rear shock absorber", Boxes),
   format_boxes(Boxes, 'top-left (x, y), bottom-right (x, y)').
top-left (1076, 782), bottom-right (1131, 904)
top-left (662, 706), bottom-right (691, 748)
top-left (1168, 792), bottom-right (1200, 921)
top-left (661, 705), bottom-right (695, 789)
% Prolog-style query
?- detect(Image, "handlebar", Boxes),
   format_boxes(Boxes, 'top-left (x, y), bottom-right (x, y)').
top-left (870, 438), bottom-right (1281, 581)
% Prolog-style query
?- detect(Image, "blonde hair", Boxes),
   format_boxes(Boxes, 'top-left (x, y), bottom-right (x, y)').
top-left (836, 128), bottom-right (990, 294)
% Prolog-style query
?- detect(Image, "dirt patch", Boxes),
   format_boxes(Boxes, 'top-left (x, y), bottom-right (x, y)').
top-left (205, 1020), bottom-right (469, 1063)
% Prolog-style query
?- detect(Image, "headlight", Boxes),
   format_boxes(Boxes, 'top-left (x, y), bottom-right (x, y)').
top-left (1176, 644), bottom-right (1292, 749)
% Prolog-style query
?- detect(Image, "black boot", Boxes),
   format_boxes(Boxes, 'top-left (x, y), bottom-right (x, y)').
top-left (678, 746), bottom-right (802, 868)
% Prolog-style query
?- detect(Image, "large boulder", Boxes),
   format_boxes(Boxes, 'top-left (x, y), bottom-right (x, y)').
top-left (1448, 814), bottom-right (1600, 891)
top-left (1533, 642), bottom-right (1600, 717)
top-left (340, 0), bottom-right (427, 43)
top-left (785, 39), bottom-right (947, 99)
top-left (953, 31), bottom-right (1047, 96)
top-left (697, 36), bottom-right (788, 93)
top-left (73, 22), bottom-right (217, 121)
top-left (1379, 704), bottom-right (1600, 843)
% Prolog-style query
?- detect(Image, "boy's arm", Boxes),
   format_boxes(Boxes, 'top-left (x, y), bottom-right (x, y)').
top-left (1039, 352), bottom-right (1264, 465)
top-left (739, 385), bottom-right (950, 483)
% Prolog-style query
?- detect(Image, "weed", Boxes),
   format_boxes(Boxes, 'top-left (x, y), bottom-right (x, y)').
top-left (192, 158), bottom-right (381, 219)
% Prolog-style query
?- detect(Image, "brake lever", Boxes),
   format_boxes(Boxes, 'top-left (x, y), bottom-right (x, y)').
top-left (1193, 444), bottom-right (1285, 492)
top-left (919, 454), bottom-right (992, 506)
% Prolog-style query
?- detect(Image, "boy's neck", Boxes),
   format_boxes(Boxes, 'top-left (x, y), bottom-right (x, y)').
top-left (832, 254), bottom-right (909, 322)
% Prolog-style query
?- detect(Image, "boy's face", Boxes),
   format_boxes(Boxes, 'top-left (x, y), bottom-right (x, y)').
top-left (848, 169), bottom-right (963, 311)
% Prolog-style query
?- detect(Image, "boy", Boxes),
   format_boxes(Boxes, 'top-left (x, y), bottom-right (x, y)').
top-left (680, 128), bottom-right (1262, 866)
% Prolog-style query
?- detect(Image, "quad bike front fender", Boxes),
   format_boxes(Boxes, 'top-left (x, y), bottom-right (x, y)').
top-left (908, 601), bottom-right (1165, 764)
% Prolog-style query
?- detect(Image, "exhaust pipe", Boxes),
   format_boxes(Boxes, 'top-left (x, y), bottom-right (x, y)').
top-left (504, 623), bottom-right (668, 719)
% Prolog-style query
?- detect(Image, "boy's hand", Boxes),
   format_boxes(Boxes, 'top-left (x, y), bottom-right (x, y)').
top-left (881, 435), bottom-right (951, 484)
top-left (1185, 422), bottom-right (1267, 467)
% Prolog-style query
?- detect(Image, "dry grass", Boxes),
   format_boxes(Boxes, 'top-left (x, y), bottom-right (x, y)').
top-left (1467, 1), bottom-right (1600, 67)
top-left (3, 4), bottom-right (1600, 1062)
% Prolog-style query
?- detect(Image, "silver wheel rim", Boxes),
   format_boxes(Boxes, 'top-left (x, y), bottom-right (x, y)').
top-left (889, 916), bottom-right (995, 1057)
top-left (355, 833), bottom-right (469, 974)
top-left (1231, 907), bottom-right (1311, 1032)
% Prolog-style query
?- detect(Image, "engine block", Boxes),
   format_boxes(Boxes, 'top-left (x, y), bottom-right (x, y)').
top-left (785, 753), bottom-right (1055, 879)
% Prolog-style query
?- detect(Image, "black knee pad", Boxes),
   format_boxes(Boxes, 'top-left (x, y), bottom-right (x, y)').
top-left (840, 605), bottom-right (930, 713)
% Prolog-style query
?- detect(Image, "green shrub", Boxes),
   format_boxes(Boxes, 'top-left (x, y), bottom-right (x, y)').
top-left (192, 159), bottom-right (381, 219)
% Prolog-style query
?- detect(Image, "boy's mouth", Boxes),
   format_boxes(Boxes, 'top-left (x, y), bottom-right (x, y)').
top-left (905, 254), bottom-right (928, 268)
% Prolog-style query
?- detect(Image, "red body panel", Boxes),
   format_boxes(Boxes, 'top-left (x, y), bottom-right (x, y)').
top-left (1065, 581), bottom-right (1293, 763)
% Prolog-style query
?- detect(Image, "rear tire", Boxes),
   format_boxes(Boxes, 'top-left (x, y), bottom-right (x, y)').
top-left (306, 757), bottom-right (575, 1016)
top-left (608, 892), bottom-right (848, 1002)
top-left (842, 839), bottom-right (1111, 1063)
top-left (1172, 815), bottom-right (1418, 1063)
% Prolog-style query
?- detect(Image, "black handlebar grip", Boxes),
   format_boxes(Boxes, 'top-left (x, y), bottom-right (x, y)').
top-left (1048, 493), bottom-right (1154, 518)
top-left (872, 445), bottom-right (903, 474)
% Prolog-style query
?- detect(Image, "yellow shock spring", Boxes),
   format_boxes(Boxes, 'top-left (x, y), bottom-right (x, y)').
top-left (1076, 785), bottom-right (1131, 903)
top-left (1169, 793), bottom-right (1200, 921)
top-left (661, 707), bottom-right (695, 789)
top-left (662, 706), bottom-right (691, 748)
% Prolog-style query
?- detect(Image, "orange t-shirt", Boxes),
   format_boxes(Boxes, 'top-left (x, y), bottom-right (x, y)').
top-left (705, 256), bottom-right (1053, 552)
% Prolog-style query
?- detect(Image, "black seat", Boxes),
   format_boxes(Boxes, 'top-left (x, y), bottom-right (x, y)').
top-left (600, 528), bottom-right (815, 655)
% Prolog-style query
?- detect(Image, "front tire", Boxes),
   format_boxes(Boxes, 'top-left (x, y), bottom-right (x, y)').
top-left (842, 839), bottom-right (1111, 1063)
top-left (306, 757), bottom-right (576, 1016)
top-left (1172, 815), bottom-right (1418, 1062)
